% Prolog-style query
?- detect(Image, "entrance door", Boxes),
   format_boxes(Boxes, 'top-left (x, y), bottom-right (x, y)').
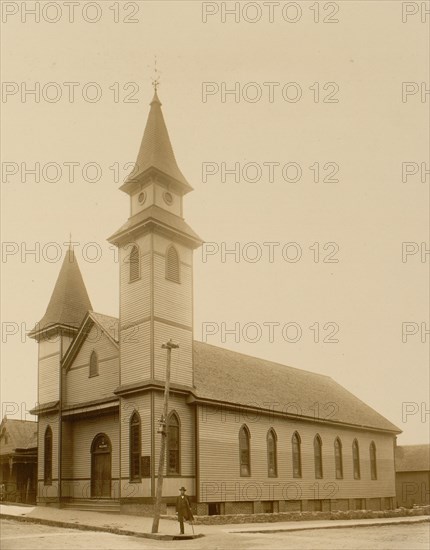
top-left (91, 434), bottom-right (111, 498)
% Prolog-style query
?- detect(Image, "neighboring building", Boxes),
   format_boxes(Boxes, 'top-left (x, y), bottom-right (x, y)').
top-left (395, 444), bottom-right (430, 508)
top-left (28, 89), bottom-right (401, 515)
top-left (0, 417), bottom-right (37, 503)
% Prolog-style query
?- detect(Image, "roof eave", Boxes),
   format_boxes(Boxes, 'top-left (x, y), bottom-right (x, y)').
top-left (107, 218), bottom-right (203, 249)
top-left (120, 167), bottom-right (193, 196)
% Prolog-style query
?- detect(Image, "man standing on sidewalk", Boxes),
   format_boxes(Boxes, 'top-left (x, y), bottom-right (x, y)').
top-left (175, 487), bottom-right (194, 534)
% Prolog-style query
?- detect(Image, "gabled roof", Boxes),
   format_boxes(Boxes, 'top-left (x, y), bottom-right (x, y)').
top-left (0, 418), bottom-right (37, 454)
top-left (395, 444), bottom-right (430, 472)
top-left (108, 204), bottom-right (203, 247)
top-left (29, 249), bottom-right (92, 338)
top-left (120, 91), bottom-right (193, 194)
top-left (62, 311), bottom-right (119, 370)
top-left (193, 341), bottom-right (401, 433)
top-left (90, 312), bottom-right (119, 343)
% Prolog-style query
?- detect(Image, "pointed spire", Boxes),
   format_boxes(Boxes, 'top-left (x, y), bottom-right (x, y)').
top-left (121, 91), bottom-right (192, 193)
top-left (29, 248), bottom-right (92, 338)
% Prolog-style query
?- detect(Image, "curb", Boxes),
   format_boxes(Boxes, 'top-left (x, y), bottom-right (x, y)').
top-left (0, 513), bottom-right (204, 541)
top-left (232, 517), bottom-right (430, 534)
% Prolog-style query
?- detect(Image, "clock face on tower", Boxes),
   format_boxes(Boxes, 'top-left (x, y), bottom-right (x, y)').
top-left (163, 192), bottom-right (173, 205)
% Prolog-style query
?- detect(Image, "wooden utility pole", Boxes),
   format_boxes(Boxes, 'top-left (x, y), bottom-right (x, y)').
top-left (151, 339), bottom-right (179, 534)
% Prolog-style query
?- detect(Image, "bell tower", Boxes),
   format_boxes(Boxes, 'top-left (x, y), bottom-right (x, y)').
top-left (108, 90), bottom-right (202, 389)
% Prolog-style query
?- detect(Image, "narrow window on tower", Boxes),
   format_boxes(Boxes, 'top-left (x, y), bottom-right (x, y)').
top-left (129, 244), bottom-right (140, 282)
top-left (239, 425), bottom-right (251, 477)
top-left (129, 412), bottom-right (141, 481)
top-left (167, 412), bottom-right (180, 475)
top-left (44, 426), bottom-right (52, 485)
top-left (165, 245), bottom-right (180, 283)
top-left (292, 432), bottom-right (302, 478)
top-left (334, 437), bottom-right (343, 479)
top-left (314, 434), bottom-right (323, 479)
top-left (370, 441), bottom-right (377, 480)
top-left (353, 439), bottom-right (361, 479)
top-left (267, 429), bottom-right (278, 477)
top-left (89, 350), bottom-right (98, 377)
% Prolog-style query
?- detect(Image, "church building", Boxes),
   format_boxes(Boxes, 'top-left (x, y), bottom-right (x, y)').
top-left (29, 90), bottom-right (401, 516)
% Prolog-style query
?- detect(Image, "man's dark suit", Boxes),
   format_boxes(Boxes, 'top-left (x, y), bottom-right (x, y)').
top-left (176, 494), bottom-right (194, 534)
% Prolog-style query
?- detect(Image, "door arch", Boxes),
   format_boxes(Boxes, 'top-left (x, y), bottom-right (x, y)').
top-left (91, 433), bottom-right (112, 498)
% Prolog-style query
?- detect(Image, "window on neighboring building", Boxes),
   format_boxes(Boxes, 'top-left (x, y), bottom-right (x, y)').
top-left (129, 412), bottom-right (141, 481)
top-left (239, 425), bottom-right (251, 477)
top-left (89, 350), bottom-right (98, 377)
top-left (352, 439), bottom-right (361, 479)
top-left (129, 245), bottom-right (140, 282)
top-left (167, 412), bottom-right (180, 475)
top-left (267, 429), bottom-right (278, 477)
top-left (165, 245), bottom-right (180, 283)
top-left (314, 434), bottom-right (323, 479)
top-left (44, 426), bottom-right (52, 485)
top-left (334, 437), bottom-right (343, 479)
top-left (370, 441), bottom-right (377, 480)
top-left (292, 432), bottom-right (302, 478)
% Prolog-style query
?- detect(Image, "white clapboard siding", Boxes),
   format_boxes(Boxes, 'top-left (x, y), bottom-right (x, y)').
top-left (119, 394), bottom-right (152, 498)
top-left (153, 255), bottom-right (192, 326)
top-left (62, 422), bottom-right (73, 479)
top-left (120, 321), bottom-right (151, 385)
top-left (65, 324), bottom-right (119, 406)
top-left (153, 393), bottom-right (195, 480)
top-left (120, 248), bottom-right (151, 323)
top-left (38, 353), bottom-right (60, 404)
top-left (197, 405), bottom-right (396, 502)
top-left (37, 414), bottom-right (59, 500)
top-left (153, 323), bottom-right (193, 386)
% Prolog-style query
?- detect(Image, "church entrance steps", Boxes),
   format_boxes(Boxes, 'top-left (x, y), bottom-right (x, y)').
top-left (62, 499), bottom-right (120, 513)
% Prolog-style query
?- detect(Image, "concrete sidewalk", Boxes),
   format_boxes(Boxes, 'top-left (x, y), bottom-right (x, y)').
top-left (1, 504), bottom-right (429, 541)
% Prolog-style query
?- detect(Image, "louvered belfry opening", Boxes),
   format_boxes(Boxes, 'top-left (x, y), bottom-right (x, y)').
top-left (166, 245), bottom-right (180, 283)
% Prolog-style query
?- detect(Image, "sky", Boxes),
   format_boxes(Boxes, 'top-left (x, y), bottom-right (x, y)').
top-left (1, 0), bottom-right (429, 445)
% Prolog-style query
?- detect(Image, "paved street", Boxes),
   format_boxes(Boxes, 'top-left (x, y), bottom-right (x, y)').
top-left (1, 519), bottom-right (429, 550)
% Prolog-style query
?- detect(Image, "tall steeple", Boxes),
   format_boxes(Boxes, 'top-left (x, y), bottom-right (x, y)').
top-left (120, 90), bottom-right (193, 195)
top-left (29, 248), bottom-right (92, 340)
top-left (108, 89), bottom-right (202, 390)
top-left (109, 89), bottom-right (202, 248)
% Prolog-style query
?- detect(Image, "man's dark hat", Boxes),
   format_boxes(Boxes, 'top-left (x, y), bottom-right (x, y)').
top-left (179, 486), bottom-right (186, 491)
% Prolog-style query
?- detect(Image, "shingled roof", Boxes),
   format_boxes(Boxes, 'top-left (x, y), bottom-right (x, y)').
top-left (193, 341), bottom-right (401, 433)
top-left (29, 249), bottom-right (92, 337)
top-left (0, 418), bottom-right (37, 454)
top-left (395, 444), bottom-right (430, 472)
top-left (54, 306), bottom-right (399, 433)
top-left (121, 90), bottom-right (192, 193)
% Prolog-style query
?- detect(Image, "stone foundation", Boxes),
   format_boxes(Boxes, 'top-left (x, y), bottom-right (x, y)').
top-left (191, 504), bottom-right (430, 525)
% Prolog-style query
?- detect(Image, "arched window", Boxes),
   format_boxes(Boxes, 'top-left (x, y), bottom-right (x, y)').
top-left (239, 425), bottom-right (251, 477)
top-left (129, 412), bottom-right (141, 481)
top-left (44, 426), bottom-right (52, 485)
top-left (352, 439), bottom-right (361, 479)
top-left (314, 434), bottom-right (323, 478)
top-left (167, 412), bottom-right (180, 475)
top-left (292, 432), bottom-right (302, 478)
top-left (370, 441), bottom-right (377, 480)
top-left (267, 429), bottom-right (278, 477)
top-left (129, 245), bottom-right (140, 282)
top-left (334, 437), bottom-right (343, 479)
top-left (165, 245), bottom-right (180, 283)
top-left (89, 351), bottom-right (98, 377)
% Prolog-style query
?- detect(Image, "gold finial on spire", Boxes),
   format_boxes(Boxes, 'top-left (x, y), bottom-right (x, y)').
top-left (151, 55), bottom-right (161, 92)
